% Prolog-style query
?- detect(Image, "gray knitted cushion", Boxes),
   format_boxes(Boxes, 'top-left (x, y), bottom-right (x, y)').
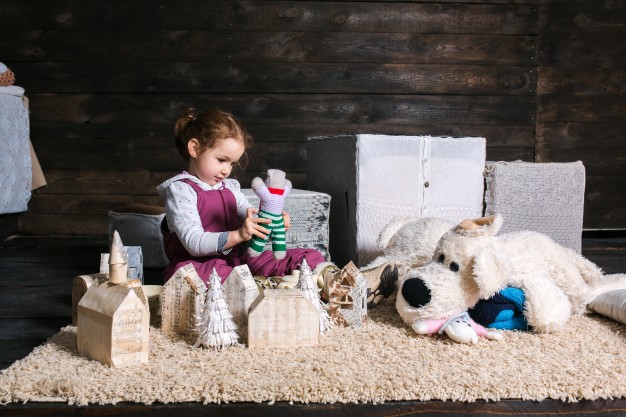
top-left (484, 160), bottom-right (585, 252)
top-left (243, 189), bottom-right (331, 260)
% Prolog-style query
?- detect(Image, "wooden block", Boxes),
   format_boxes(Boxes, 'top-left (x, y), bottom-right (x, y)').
top-left (248, 289), bottom-right (319, 348)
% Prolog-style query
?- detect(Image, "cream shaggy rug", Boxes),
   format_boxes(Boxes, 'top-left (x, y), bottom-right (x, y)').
top-left (1, 298), bottom-right (625, 406)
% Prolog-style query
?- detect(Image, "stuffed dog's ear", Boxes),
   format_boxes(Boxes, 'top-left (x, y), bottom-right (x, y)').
top-left (471, 243), bottom-right (511, 298)
top-left (455, 214), bottom-right (503, 238)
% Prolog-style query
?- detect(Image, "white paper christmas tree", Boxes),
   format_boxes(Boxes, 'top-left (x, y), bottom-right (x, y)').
top-left (296, 259), bottom-right (333, 333)
top-left (193, 268), bottom-right (240, 350)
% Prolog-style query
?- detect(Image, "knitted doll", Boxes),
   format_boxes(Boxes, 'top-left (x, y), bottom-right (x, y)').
top-left (247, 169), bottom-right (292, 259)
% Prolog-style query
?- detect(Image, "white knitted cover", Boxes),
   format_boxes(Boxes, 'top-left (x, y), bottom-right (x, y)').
top-left (243, 189), bottom-right (331, 260)
top-left (356, 135), bottom-right (485, 265)
top-left (308, 134), bottom-right (486, 266)
top-left (0, 87), bottom-right (31, 214)
top-left (484, 160), bottom-right (585, 253)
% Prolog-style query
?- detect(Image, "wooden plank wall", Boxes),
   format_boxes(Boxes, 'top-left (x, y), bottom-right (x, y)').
top-left (0, 0), bottom-right (622, 235)
top-left (537, 0), bottom-right (626, 229)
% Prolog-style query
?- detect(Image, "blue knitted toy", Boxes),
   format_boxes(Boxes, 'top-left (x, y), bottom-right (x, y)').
top-left (469, 287), bottom-right (529, 330)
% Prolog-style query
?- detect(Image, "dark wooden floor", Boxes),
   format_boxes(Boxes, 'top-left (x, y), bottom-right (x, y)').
top-left (0, 233), bottom-right (625, 416)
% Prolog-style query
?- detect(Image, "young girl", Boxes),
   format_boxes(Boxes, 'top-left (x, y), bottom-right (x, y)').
top-left (157, 107), bottom-right (328, 284)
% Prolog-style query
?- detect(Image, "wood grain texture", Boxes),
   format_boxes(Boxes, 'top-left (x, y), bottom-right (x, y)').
top-left (25, 94), bottom-right (537, 125)
top-left (31, 122), bottom-right (535, 146)
top-left (1, 30), bottom-right (537, 65)
top-left (583, 176), bottom-right (626, 229)
top-left (11, 62), bottom-right (536, 95)
top-left (0, 0), bottom-right (623, 234)
top-left (536, 0), bottom-right (625, 230)
top-left (0, 1), bottom-right (539, 34)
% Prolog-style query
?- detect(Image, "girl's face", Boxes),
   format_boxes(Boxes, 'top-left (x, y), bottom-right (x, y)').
top-left (187, 137), bottom-right (245, 186)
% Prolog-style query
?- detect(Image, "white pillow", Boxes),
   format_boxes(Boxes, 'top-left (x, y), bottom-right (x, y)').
top-left (589, 289), bottom-right (626, 325)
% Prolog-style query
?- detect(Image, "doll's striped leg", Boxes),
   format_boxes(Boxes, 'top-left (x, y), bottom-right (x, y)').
top-left (271, 220), bottom-right (287, 260)
top-left (247, 211), bottom-right (273, 257)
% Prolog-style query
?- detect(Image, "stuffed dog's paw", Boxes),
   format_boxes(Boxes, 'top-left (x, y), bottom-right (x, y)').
top-left (443, 318), bottom-right (479, 344)
top-left (411, 321), bottom-right (430, 334)
top-left (485, 330), bottom-right (503, 340)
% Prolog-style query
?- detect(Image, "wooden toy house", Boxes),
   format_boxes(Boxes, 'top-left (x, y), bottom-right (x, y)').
top-left (248, 289), bottom-right (320, 348)
top-left (326, 262), bottom-right (368, 328)
top-left (72, 246), bottom-right (145, 326)
top-left (76, 280), bottom-right (150, 367)
top-left (160, 263), bottom-right (207, 337)
top-left (76, 232), bottom-right (150, 368)
top-left (222, 264), bottom-right (259, 335)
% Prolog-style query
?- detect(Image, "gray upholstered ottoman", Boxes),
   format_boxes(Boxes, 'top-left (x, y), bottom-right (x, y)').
top-left (484, 160), bottom-right (586, 253)
top-left (243, 188), bottom-right (331, 261)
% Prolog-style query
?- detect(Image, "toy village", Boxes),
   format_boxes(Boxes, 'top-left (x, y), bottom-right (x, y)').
top-left (73, 230), bottom-right (367, 368)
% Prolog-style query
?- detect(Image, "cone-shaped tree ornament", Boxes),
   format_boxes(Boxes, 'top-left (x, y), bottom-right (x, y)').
top-left (296, 259), bottom-right (333, 333)
top-left (109, 230), bottom-right (128, 284)
top-left (194, 268), bottom-right (240, 350)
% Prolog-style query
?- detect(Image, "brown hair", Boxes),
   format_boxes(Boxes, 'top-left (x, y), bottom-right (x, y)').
top-left (173, 107), bottom-right (253, 172)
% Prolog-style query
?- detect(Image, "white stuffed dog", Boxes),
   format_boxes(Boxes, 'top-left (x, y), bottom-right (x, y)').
top-left (363, 216), bottom-right (454, 278)
top-left (397, 214), bottom-right (626, 342)
top-left (364, 216), bottom-right (500, 343)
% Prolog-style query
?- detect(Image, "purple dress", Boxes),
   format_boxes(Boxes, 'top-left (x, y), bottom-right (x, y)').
top-left (161, 179), bottom-right (325, 284)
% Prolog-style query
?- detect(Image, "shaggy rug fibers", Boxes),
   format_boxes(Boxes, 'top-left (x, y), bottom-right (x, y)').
top-left (1, 298), bottom-right (624, 406)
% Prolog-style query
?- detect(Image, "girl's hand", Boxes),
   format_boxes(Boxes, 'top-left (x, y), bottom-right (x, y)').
top-left (237, 207), bottom-right (270, 241)
top-left (282, 211), bottom-right (291, 230)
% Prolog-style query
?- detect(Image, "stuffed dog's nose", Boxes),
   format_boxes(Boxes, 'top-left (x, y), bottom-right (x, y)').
top-left (401, 277), bottom-right (431, 308)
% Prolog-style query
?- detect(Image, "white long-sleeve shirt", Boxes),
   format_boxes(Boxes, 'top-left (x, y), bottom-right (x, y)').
top-left (156, 172), bottom-right (252, 257)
